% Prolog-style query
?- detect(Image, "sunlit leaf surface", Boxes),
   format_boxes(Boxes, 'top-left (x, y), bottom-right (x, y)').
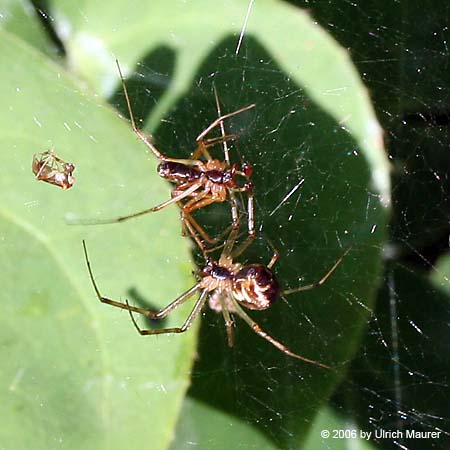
top-left (0, 31), bottom-right (194, 450)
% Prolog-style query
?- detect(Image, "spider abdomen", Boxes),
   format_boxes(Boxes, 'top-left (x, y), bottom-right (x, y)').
top-left (157, 161), bottom-right (201, 182)
top-left (233, 264), bottom-right (280, 310)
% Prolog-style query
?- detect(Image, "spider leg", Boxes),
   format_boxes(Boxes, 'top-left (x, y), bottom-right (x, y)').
top-left (161, 157), bottom-right (205, 166)
top-left (117, 60), bottom-right (208, 167)
top-left (83, 240), bottom-right (202, 318)
top-left (219, 294), bottom-right (235, 347)
top-left (212, 87), bottom-right (255, 240)
top-left (182, 212), bottom-right (211, 254)
top-left (177, 189), bottom-right (218, 245)
top-left (190, 135), bottom-right (237, 160)
top-left (247, 188), bottom-right (255, 236)
top-left (219, 205), bottom-right (256, 260)
top-left (183, 193), bottom-right (219, 215)
top-left (116, 59), bottom-right (167, 161)
top-left (181, 207), bottom-right (235, 256)
top-left (282, 247), bottom-right (351, 296)
top-left (213, 87), bottom-right (241, 231)
top-left (221, 219), bottom-right (240, 257)
top-left (180, 190), bottom-right (227, 246)
top-left (267, 250), bottom-right (280, 270)
top-left (190, 138), bottom-right (213, 160)
top-left (196, 223), bottom-right (241, 254)
top-left (232, 182), bottom-right (255, 237)
top-left (151, 182), bottom-right (203, 212)
top-left (230, 232), bottom-right (256, 259)
top-left (127, 289), bottom-right (209, 335)
top-left (211, 87), bottom-right (230, 163)
top-left (230, 298), bottom-right (330, 369)
top-left (182, 211), bottom-right (218, 245)
top-left (227, 182), bottom-right (257, 258)
top-left (202, 134), bottom-right (237, 148)
top-left (196, 103), bottom-right (255, 143)
top-left (69, 182), bottom-right (202, 225)
top-left (266, 240), bottom-right (280, 269)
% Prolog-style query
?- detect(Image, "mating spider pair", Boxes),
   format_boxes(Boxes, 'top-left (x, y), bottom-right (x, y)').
top-left (82, 60), bottom-right (349, 368)
top-left (83, 231), bottom-right (349, 369)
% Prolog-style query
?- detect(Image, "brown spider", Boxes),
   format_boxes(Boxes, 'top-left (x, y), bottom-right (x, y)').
top-left (32, 150), bottom-right (75, 190)
top-left (84, 60), bottom-right (256, 247)
top-left (82, 229), bottom-right (350, 369)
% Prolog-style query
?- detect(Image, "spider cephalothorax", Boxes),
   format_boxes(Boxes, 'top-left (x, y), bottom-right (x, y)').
top-left (198, 256), bottom-right (242, 292)
top-left (165, 158), bottom-right (252, 211)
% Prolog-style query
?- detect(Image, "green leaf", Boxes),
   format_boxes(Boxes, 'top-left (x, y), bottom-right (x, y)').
top-left (0, 30), bottom-right (194, 450)
top-left (0, 0), bottom-right (57, 56)
top-left (170, 397), bottom-right (277, 450)
top-left (431, 252), bottom-right (450, 296)
top-left (171, 400), bottom-right (380, 450)
top-left (304, 406), bottom-right (379, 450)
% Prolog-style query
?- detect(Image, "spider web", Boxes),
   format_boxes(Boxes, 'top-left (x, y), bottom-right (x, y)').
top-left (121, 3), bottom-right (450, 450)
top-left (112, 40), bottom-right (378, 447)
top-left (291, 2), bottom-right (449, 450)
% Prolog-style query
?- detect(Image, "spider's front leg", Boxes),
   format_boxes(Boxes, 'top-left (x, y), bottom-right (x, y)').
top-left (116, 59), bottom-right (206, 167)
top-left (195, 103), bottom-right (255, 143)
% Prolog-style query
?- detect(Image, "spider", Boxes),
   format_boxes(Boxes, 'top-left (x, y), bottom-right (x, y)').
top-left (82, 229), bottom-right (350, 369)
top-left (84, 60), bottom-right (257, 247)
top-left (32, 150), bottom-right (75, 190)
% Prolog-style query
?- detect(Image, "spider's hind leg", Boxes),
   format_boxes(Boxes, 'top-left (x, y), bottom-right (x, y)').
top-left (127, 290), bottom-right (209, 335)
top-left (83, 240), bottom-right (202, 320)
top-left (229, 296), bottom-right (330, 369)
